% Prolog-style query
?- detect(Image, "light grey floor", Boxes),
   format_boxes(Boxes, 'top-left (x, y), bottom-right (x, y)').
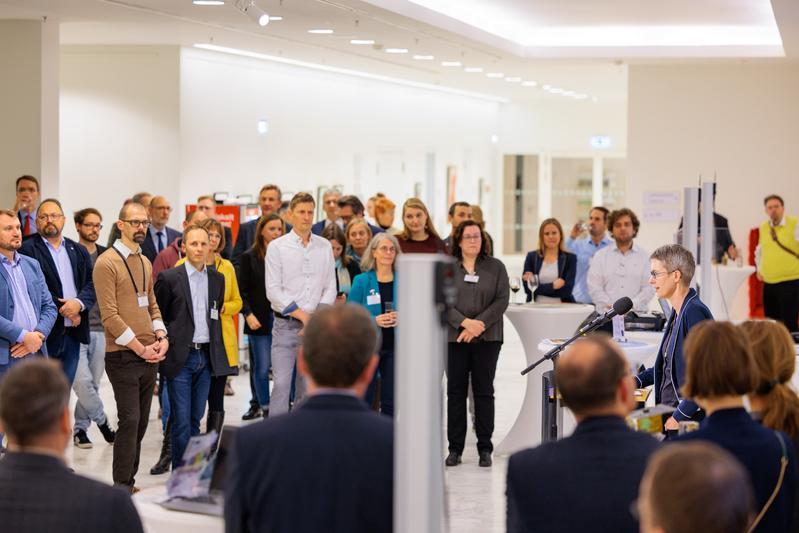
top-left (66, 317), bottom-right (527, 533)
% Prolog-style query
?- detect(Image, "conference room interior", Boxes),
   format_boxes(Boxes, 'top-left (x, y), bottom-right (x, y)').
top-left (2, 0), bottom-right (799, 532)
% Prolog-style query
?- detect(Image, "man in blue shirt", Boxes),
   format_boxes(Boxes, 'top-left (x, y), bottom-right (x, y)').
top-left (20, 199), bottom-right (96, 386)
top-left (0, 209), bottom-right (57, 379)
top-left (566, 206), bottom-right (612, 304)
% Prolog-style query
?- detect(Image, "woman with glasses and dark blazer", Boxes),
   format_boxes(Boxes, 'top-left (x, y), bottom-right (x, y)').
top-left (445, 220), bottom-right (509, 469)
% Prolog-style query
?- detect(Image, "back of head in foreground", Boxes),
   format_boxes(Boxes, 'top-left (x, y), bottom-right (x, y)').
top-left (638, 441), bottom-right (754, 533)
top-left (0, 359), bottom-right (143, 533)
top-left (226, 304), bottom-right (393, 533)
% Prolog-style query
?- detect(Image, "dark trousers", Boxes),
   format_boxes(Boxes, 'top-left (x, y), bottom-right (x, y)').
top-left (447, 341), bottom-right (502, 454)
top-left (208, 374), bottom-right (226, 412)
top-left (104, 349), bottom-right (158, 488)
top-left (51, 334), bottom-right (81, 385)
top-left (365, 346), bottom-right (395, 416)
top-left (167, 348), bottom-right (211, 469)
top-left (764, 279), bottom-right (799, 333)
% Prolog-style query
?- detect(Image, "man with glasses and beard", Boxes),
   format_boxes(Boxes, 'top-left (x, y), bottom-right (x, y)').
top-left (93, 202), bottom-right (168, 493)
top-left (20, 199), bottom-right (96, 386)
top-left (69, 208), bottom-right (116, 449)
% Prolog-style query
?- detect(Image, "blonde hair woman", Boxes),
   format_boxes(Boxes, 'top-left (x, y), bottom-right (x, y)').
top-left (396, 197), bottom-right (447, 254)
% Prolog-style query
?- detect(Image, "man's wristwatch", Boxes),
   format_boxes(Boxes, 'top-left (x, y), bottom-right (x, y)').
top-left (156, 335), bottom-right (168, 342)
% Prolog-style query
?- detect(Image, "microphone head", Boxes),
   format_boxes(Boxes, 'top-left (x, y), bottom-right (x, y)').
top-left (612, 297), bottom-right (633, 316)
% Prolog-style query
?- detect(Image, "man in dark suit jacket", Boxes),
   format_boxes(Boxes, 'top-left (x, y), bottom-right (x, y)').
top-left (155, 224), bottom-right (232, 469)
top-left (507, 335), bottom-right (660, 533)
top-left (337, 194), bottom-right (384, 236)
top-left (231, 184), bottom-right (284, 268)
top-left (225, 304), bottom-right (392, 533)
top-left (141, 195), bottom-right (181, 263)
top-left (19, 198), bottom-right (95, 385)
top-left (0, 358), bottom-right (144, 533)
top-left (311, 188), bottom-right (343, 236)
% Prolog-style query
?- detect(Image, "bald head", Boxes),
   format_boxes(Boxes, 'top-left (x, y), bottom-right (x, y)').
top-left (148, 195), bottom-right (172, 229)
top-left (556, 336), bottom-right (634, 419)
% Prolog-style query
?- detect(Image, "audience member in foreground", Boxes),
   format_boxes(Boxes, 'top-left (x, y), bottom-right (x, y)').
top-left (635, 244), bottom-right (713, 434)
top-left (0, 359), bottom-right (144, 533)
top-left (637, 442), bottom-right (754, 533)
top-left (674, 321), bottom-right (796, 533)
top-left (506, 336), bottom-right (660, 533)
top-left (225, 304), bottom-right (392, 533)
top-left (446, 220), bottom-right (509, 467)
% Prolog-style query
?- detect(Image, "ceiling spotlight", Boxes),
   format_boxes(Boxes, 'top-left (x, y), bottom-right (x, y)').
top-left (350, 39), bottom-right (375, 45)
top-left (486, 72), bottom-right (504, 78)
top-left (235, 0), bottom-right (269, 26)
top-left (521, 80), bottom-right (537, 87)
top-left (413, 55), bottom-right (434, 60)
top-left (193, 0), bottom-right (225, 5)
top-left (385, 48), bottom-right (409, 54)
top-left (592, 96), bottom-right (599, 102)
top-left (464, 67), bottom-right (483, 73)
top-left (308, 28), bottom-right (334, 34)
top-left (441, 61), bottom-right (461, 67)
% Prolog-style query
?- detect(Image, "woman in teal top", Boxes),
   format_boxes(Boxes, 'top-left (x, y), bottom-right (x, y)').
top-left (348, 232), bottom-right (401, 416)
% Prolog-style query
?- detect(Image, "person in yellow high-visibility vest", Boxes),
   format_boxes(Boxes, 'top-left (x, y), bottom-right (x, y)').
top-left (756, 194), bottom-right (799, 332)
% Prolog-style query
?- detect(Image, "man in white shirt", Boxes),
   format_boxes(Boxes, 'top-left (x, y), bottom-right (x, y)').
top-left (266, 192), bottom-right (337, 416)
top-left (587, 208), bottom-right (654, 318)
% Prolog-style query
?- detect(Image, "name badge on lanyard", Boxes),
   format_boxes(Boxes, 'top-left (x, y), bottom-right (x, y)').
top-left (210, 301), bottom-right (219, 320)
top-left (114, 247), bottom-right (149, 309)
top-left (367, 291), bottom-right (381, 306)
top-left (464, 274), bottom-right (479, 283)
top-left (137, 294), bottom-right (148, 308)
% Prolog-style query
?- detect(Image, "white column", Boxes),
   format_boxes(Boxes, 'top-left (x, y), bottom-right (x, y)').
top-left (700, 181), bottom-right (715, 308)
top-left (682, 187), bottom-right (700, 289)
top-left (395, 254), bottom-right (450, 533)
top-left (0, 19), bottom-right (60, 200)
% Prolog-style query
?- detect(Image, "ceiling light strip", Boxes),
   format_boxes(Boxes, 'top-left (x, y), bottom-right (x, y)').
top-left (192, 44), bottom-right (509, 103)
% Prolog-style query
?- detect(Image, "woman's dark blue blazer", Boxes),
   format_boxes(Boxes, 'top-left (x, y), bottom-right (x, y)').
top-left (521, 250), bottom-right (576, 303)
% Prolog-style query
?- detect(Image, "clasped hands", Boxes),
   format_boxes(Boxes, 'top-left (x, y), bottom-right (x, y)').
top-left (58, 298), bottom-right (82, 327)
top-left (137, 335), bottom-right (169, 363)
top-left (376, 312), bottom-right (397, 328)
top-left (10, 331), bottom-right (46, 358)
top-left (457, 318), bottom-right (486, 343)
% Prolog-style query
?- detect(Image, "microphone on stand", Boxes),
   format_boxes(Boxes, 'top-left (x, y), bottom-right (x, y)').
top-left (521, 296), bottom-right (635, 376)
top-left (577, 297), bottom-right (634, 335)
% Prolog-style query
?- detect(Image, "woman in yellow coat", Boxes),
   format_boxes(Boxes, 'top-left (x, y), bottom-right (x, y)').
top-left (176, 218), bottom-right (242, 435)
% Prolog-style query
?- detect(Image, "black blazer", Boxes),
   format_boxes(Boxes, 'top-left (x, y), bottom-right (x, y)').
top-left (239, 249), bottom-right (273, 335)
top-left (225, 394), bottom-right (394, 533)
top-left (141, 225), bottom-right (180, 264)
top-left (507, 416), bottom-right (660, 533)
top-left (522, 250), bottom-right (577, 303)
top-left (19, 235), bottom-right (96, 351)
top-left (675, 408), bottom-right (797, 533)
top-left (154, 264), bottom-right (234, 379)
top-left (0, 452), bottom-right (143, 533)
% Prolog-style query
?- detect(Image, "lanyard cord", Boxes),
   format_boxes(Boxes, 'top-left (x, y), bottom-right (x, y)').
top-left (113, 247), bottom-right (146, 295)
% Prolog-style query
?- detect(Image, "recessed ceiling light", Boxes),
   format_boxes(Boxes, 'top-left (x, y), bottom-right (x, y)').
top-left (350, 39), bottom-right (375, 45)
top-left (269, 16), bottom-right (282, 21)
top-left (464, 67), bottom-right (483, 73)
top-left (193, 0), bottom-right (225, 5)
top-left (521, 80), bottom-right (537, 87)
top-left (505, 76), bottom-right (521, 82)
top-left (563, 91), bottom-right (576, 97)
top-left (549, 87), bottom-right (564, 94)
top-left (592, 96), bottom-right (599, 102)
top-left (308, 29), bottom-right (334, 34)
top-left (486, 72), bottom-right (503, 78)
top-left (413, 55), bottom-right (434, 60)
top-left (386, 48), bottom-right (409, 54)
top-left (542, 84), bottom-right (551, 90)
top-left (441, 61), bottom-right (462, 67)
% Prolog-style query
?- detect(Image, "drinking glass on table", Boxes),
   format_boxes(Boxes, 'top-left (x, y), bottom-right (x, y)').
top-left (509, 276), bottom-right (522, 305)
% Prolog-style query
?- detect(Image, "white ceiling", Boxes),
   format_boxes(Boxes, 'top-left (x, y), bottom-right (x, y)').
top-left (1, 0), bottom-right (798, 102)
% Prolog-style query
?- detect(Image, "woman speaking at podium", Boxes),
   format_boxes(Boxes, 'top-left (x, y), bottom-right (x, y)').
top-left (634, 244), bottom-right (713, 435)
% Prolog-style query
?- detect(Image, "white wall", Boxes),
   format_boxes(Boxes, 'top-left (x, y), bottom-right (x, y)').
top-left (178, 47), bottom-right (499, 233)
top-left (627, 62), bottom-right (799, 317)
top-left (60, 45), bottom-right (180, 242)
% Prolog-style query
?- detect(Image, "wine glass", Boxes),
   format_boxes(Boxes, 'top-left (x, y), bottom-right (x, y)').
top-left (509, 276), bottom-right (521, 305)
top-left (526, 274), bottom-right (539, 302)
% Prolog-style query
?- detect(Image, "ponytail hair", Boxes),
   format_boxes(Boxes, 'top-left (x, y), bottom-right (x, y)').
top-left (739, 320), bottom-right (799, 439)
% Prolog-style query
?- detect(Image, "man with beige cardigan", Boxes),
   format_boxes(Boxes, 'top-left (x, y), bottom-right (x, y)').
top-left (93, 201), bottom-right (168, 493)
